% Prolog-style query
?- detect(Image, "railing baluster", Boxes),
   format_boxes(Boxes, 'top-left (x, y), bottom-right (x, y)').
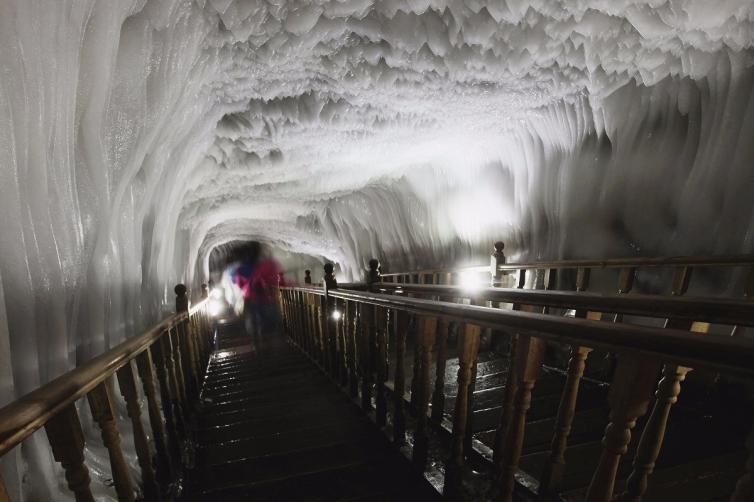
top-left (168, 328), bottom-right (188, 409)
top-left (324, 264), bottom-right (339, 379)
top-left (45, 404), bottom-right (95, 502)
top-left (375, 306), bottom-right (389, 427)
top-left (496, 335), bottom-right (546, 502)
top-left (540, 266), bottom-right (596, 495)
top-left (412, 315), bottom-right (437, 469)
top-left (154, 334), bottom-right (187, 446)
top-left (444, 323), bottom-right (481, 498)
top-left (492, 269), bottom-right (527, 470)
top-left (135, 348), bottom-right (175, 486)
top-left (336, 298), bottom-right (348, 387)
top-left (393, 309), bottom-right (409, 444)
top-left (540, 344), bottom-right (593, 494)
top-left (116, 360), bottom-right (160, 501)
top-left (360, 302), bottom-right (375, 411)
top-left (311, 293), bottom-right (320, 362)
top-left (174, 285), bottom-right (198, 401)
top-left (317, 295), bottom-right (328, 370)
top-left (87, 380), bottom-right (135, 502)
top-left (620, 266), bottom-right (701, 501)
top-left (431, 318), bottom-right (450, 422)
top-left (585, 355), bottom-right (661, 502)
top-left (346, 301), bottom-right (359, 398)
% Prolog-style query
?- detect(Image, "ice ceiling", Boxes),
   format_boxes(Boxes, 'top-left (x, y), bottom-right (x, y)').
top-left (2, 1), bottom-right (754, 498)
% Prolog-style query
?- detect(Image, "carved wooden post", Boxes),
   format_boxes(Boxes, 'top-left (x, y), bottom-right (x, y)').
top-left (87, 380), bottom-right (135, 502)
top-left (375, 306), bottom-right (389, 427)
top-left (346, 301), bottom-right (359, 398)
top-left (45, 405), bottom-right (95, 502)
top-left (175, 285), bottom-right (199, 402)
top-left (409, 315), bottom-right (421, 413)
top-left (540, 267), bottom-right (596, 495)
top-left (409, 273), bottom-right (425, 413)
top-left (444, 323), bottom-right (481, 498)
top-left (496, 335), bottom-right (546, 502)
top-left (731, 425), bottom-right (754, 502)
top-left (201, 283), bottom-right (208, 299)
top-left (490, 241), bottom-right (506, 285)
top-left (360, 301), bottom-right (375, 411)
top-left (619, 266), bottom-right (701, 501)
top-left (324, 264), bottom-right (339, 378)
top-left (431, 318), bottom-right (450, 422)
top-left (116, 360), bottom-right (161, 501)
top-left (193, 314), bottom-right (205, 376)
top-left (540, 344), bottom-right (593, 495)
top-left (619, 364), bottom-right (690, 502)
top-left (492, 270), bottom-right (527, 469)
top-left (167, 328), bottom-right (188, 409)
top-left (135, 348), bottom-right (175, 486)
top-left (585, 355), bottom-right (661, 502)
top-left (154, 333), bottom-right (187, 444)
top-left (365, 259), bottom-right (389, 426)
top-left (297, 291), bottom-right (306, 351)
top-left (312, 293), bottom-right (323, 364)
top-left (304, 269), bottom-right (312, 284)
top-left (393, 309), bottom-right (409, 444)
top-left (316, 294), bottom-right (327, 370)
top-left (412, 316), bottom-right (437, 470)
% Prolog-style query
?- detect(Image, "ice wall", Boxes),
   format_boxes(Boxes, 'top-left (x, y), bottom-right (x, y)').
top-left (1, 0), bottom-right (754, 499)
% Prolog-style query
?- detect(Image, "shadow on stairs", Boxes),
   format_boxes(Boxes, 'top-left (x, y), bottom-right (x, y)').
top-left (183, 317), bottom-right (439, 501)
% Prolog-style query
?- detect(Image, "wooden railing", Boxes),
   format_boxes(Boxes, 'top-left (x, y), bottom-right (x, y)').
top-left (279, 254), bottom-right (754, 502)
top-left (0, 284), bottom-right (213, 502)
top-left (380, 242), bottom-right (754, 293)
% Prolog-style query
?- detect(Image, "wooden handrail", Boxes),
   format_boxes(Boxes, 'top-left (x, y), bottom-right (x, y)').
top-left (282, 286), bottom-right (754, 378)
top-left (0, 308), bottom-right (197, 457)
top-left (374, 283), bottom-right (754, 326)
top-left (379, 253), bottom-right (754, 277)
top-left (495, 254), bottom-right (754, 271)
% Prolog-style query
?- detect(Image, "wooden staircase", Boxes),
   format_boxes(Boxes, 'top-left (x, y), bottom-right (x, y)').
top-left (184, 319), bottom-right (440, 501)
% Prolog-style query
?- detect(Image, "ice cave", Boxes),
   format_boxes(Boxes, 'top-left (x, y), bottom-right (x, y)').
top-left (1, 1), bottom-right (754, 501)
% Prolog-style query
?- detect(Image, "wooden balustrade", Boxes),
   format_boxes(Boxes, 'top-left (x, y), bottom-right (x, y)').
top-left (280, 246), bottom-right (754, 502)
top-left (0, 285), bottom-right (212, 501)
top-left (393, 309), bottom-right (409, 444)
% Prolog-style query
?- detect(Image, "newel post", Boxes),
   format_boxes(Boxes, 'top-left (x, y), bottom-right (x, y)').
top-left (175, 284), bottom-right (189, 313)
top-left (368, 259), bottom-right (389, 426)
top-left (367, 259), bottom-right (381, 288)
top-left (304, 269), bottom-right (312, 285)
top-left (491, 241), bottom-right (506, 286)
top-left (200, 283), bottom-right (208, 299)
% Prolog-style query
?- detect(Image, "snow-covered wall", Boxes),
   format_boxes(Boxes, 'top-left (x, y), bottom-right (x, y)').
top-left (1, 0), bottom-right (754, 499)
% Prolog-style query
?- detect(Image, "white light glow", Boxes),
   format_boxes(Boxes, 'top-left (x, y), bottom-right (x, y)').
top-left (208, 299), bottom-right (225, 317)
top-left (331, 310), bottom-right (342, 321)
top-left (458, 271), bottom-right (486, 293)
top-left (210, 288), bottom-right (223, 300)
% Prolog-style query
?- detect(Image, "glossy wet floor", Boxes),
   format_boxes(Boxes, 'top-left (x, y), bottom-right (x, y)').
top-left (184, 319), bottom-right (439, 501)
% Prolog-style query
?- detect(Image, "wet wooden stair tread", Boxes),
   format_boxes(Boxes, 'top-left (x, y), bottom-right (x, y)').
top-left (185, 330), bottom-right (438, 502)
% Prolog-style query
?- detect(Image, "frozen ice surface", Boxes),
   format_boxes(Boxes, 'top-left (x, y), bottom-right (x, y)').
top-left (2, 0), bottom-right (754, 499)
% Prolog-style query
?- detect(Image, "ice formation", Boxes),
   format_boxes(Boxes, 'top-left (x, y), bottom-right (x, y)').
top-left (1, 0), bottom-right (754, 499)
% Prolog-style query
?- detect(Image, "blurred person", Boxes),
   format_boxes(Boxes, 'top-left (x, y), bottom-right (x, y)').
top-left (249, 254), bottom-right (288, 336)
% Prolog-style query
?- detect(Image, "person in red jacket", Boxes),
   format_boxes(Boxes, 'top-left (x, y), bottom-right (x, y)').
top-left (250, 257), bottom-right (287, 335)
